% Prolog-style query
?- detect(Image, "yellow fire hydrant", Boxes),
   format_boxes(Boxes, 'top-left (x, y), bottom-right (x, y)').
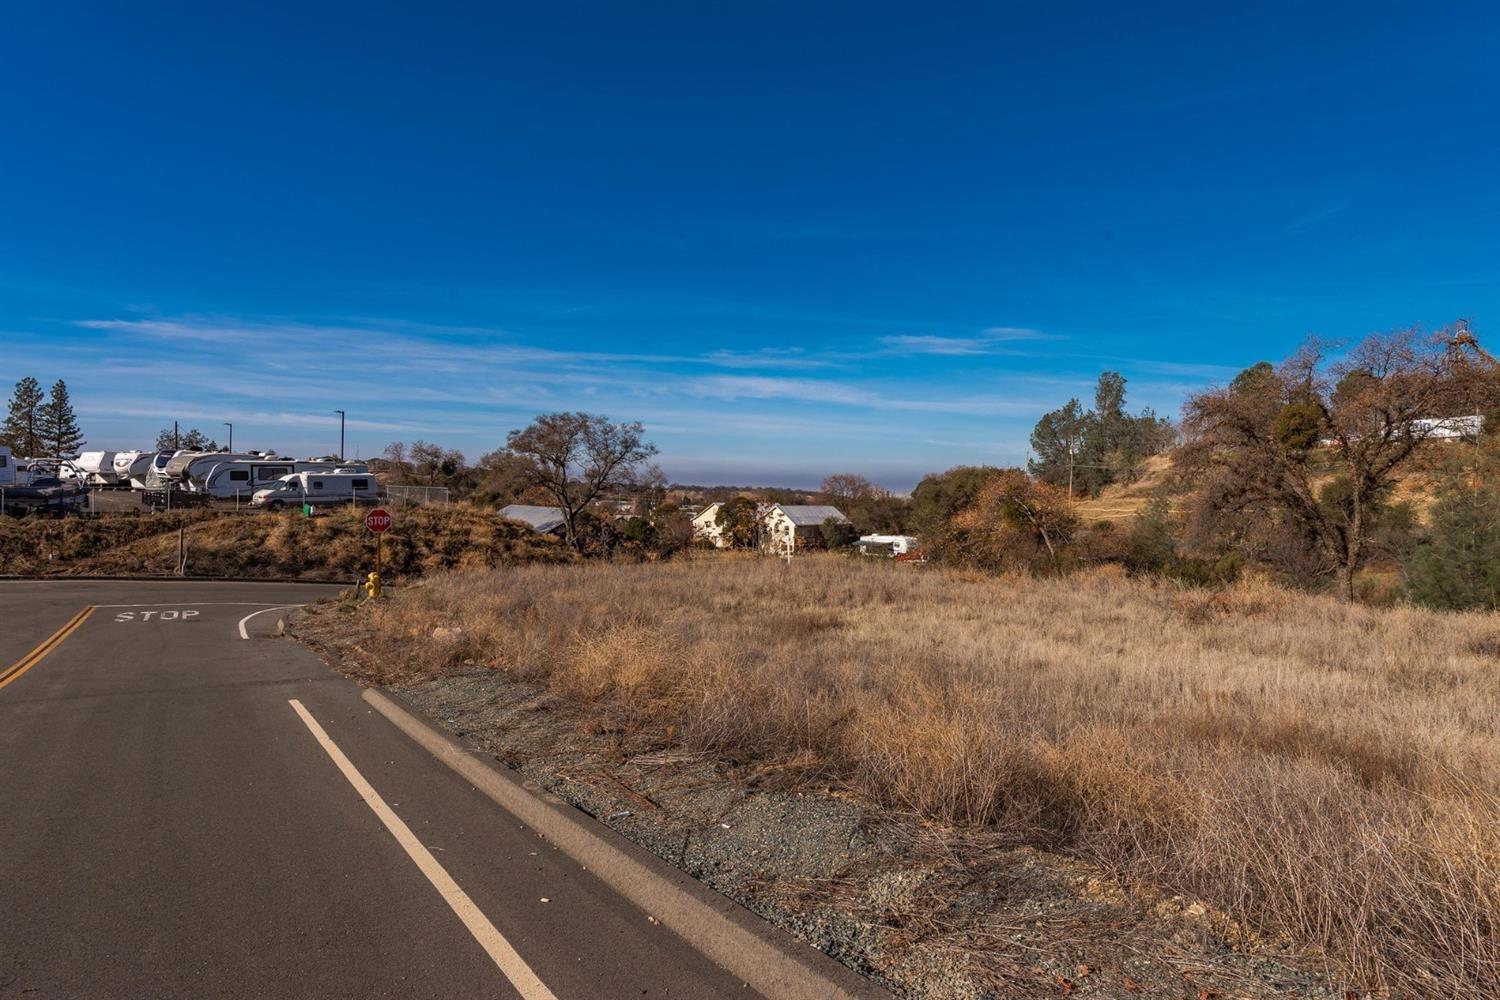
top-left (364, 571), bottom-right (382, 600)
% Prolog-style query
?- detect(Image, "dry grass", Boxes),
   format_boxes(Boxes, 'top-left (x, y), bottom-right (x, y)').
top-left (0, 505), bottom-right (572, 578)
top-left (1072, 453), bottom-right (1181, 523)
top-left (368, 556), bottom-right (1499, 996)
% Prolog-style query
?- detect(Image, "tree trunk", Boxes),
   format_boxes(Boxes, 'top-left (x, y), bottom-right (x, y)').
top-left (1339, 488), bottom-right (1364, 603)
top-left (1336, 563), bottom-right (1356, 603)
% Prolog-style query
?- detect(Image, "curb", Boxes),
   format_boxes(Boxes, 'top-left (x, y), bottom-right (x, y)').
top-left (0, 575), bottom-right (354, 585)
top-left (363, 688), bottom-right (890, 1000)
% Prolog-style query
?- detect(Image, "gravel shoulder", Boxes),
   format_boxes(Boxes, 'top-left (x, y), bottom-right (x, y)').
top-left (292, 600), bottom-right (1335, 1000)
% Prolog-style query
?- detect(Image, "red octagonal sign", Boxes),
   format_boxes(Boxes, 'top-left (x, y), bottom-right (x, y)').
top-left (365, 508), bottom-right (392, 534)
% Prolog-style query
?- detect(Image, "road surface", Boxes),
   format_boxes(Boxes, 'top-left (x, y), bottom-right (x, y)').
top-left (0, 580), bottom-right (860, 999)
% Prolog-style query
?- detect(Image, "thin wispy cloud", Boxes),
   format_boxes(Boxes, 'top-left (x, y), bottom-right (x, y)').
top-left (1284, 196), bottom-right (1354, 237)
top-left (0, 310), bottom-right (1212, 487)
top-left (880, 326), bottom-right (1053, 356)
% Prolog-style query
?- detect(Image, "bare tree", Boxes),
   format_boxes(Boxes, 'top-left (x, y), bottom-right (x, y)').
top-left (505, 412), bottom-right (658, 551)
top-left (407, 440), bottom-right (445, 485)
top-left (820, 472), bottom-right (876, 506)
top-left (381, 441), bottom-right (409, 484)
top-left (1183, 324), bottom-right (1500, 601)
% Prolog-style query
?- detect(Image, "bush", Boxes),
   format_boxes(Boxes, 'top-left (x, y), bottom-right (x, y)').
top-left (819, 516), bottom-right (858, 550)
top-left (947, 469), bottom-right (1077, 574)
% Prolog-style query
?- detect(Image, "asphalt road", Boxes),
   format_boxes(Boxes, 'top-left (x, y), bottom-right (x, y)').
top-left (0, 580), bottom-right (782, 999)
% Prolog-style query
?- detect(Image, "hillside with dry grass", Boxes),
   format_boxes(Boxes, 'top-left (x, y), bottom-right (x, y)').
top-left (0, 506), bottom-right (571, 579)
top-left (346, 555), bottom-right (1498, 997)
top-left (1073, 441), bottom-right (1468, 526)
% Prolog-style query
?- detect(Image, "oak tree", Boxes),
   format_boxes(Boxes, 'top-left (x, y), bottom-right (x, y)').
top-left (505, 412), bottom-right (658, 551)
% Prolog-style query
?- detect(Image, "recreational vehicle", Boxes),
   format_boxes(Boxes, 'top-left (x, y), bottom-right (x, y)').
top-left (857, 534), bottom-right (922, 558)
top-left (250, 471), bottom-right (381, 510)
top-left (196, 458), bottom-right (372, 499)
top-left (73, 451), bottom-right (119, 486)
top-left (112, 450), bottom-right (154, 487)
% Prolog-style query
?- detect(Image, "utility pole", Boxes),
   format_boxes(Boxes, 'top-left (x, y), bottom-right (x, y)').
top-left (173, 420), bottom-right (179, 451)
top-left (335, 410), bottom-right (346, 462)
top-left (224, 422), bottom-right (233, 451)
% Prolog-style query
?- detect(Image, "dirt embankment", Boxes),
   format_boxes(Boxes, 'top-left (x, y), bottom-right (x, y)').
top-left (0, 506), bottom-right (571, 579)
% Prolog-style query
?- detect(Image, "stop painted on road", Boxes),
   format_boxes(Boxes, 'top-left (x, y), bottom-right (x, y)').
top-left (113, 610), bottom-right (202, 622)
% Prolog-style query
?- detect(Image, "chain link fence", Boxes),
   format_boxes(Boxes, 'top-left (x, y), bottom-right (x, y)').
top-left (384, 485), bottom-right (451, 508)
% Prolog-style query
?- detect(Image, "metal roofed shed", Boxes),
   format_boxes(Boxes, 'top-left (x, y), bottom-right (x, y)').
top-left (499, 503), bottom-right (567, 534)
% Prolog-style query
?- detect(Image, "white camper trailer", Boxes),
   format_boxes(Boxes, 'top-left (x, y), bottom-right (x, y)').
top-left (73, 451), bottom-right (119, 486)
top-left (112, 450), bottom-right (154, 487)
top-left (196, 458), bottom-right (371, 499)
top-left (857, 533), bottom-right (922, 557)
top-left (250, 471), bottom-right (381, 510)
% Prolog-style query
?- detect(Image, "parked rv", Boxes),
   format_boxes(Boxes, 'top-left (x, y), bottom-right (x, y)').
top-left (155, 450), bottom-right (273, 490)
top-left (857, 534), bottom-right (922, 558)
top-left (250, 471), bottom-right (382, 510)
top-left (141, 449), bottom-right (371, 499)
top-left (112, 450), bottom-right (155, 488)
top-left (73, 450), bottom-right (119, 486)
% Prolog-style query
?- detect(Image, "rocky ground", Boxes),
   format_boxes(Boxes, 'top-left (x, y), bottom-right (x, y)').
top-left (293, 601), bottom-right (1336, 1000)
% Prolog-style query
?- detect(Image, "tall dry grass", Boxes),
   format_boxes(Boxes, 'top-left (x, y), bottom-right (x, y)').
top-left (369, 556), bottom-right (1499, 996)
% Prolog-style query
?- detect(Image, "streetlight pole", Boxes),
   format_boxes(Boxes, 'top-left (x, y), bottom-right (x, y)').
top-left (224, 422), bottom-right (233, 452)
top-left (334, 410), bottom-right (346, 462)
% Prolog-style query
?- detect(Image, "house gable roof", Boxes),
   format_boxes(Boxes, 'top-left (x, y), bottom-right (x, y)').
top-left (770, 504), bottom-right (849, 526)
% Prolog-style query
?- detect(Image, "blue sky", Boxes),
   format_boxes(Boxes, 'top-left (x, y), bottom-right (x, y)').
top-left (2, 2), bottom-right (1496, 488)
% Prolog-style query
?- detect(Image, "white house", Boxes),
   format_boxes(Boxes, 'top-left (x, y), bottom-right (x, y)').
top-left (690, 502), bottom-right (727, 547)
top-left (500, 504), bottom-right (567, 534)
top-left (759, 504), bottom-right (850, 554)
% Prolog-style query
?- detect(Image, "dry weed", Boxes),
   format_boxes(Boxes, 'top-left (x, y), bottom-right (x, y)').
top-left (368, 555), bottom-right (1500, 996)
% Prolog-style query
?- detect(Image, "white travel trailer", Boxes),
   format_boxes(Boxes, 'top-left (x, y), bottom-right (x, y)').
top-left (112, 450), bottom-right (154, 487)
top-left (142, 449), bottom-right (186, 489)
top-left (195, 457), bottom-right (371, 499)
top-left (251, 471), bottom-right (382, 510)
top-left (73, 451), bottom-right (119, 486)
top-left (857, 533), bottom-right (922, 557)
top-left (156, 450), bottom-right (272, 489)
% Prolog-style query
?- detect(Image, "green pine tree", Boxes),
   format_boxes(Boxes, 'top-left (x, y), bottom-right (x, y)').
top-left (1, 376), bottom-right (45, 456)
top-left (40, 379), bottom-right (85, 459)
top-left (1406, 453), bottom-right (1500, 610)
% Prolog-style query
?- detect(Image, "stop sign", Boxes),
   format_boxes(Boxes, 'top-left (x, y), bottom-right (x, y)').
top-left (365, 508), bottom-right (392, 533)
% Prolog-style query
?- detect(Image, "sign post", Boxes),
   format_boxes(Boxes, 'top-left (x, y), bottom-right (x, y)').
top-left (364, 507), bottom-right (392, 598)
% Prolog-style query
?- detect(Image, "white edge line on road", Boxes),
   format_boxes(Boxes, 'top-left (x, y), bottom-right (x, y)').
top-left (363, 689), bottom-right (886, 1000)
top-left (237, 606), bottom-right (302, 640)
top-left (287, 699), bottom-right (559, 1000)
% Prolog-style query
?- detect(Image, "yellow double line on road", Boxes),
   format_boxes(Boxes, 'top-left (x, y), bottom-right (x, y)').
top-left (0, 606), bottom-right (95, 692)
